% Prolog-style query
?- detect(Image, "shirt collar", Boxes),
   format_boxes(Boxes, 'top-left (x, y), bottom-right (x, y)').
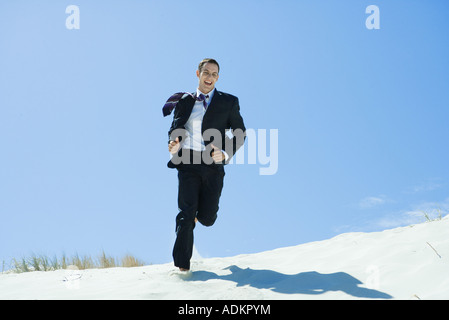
top-left (196, 88), bottom-right (215, 102)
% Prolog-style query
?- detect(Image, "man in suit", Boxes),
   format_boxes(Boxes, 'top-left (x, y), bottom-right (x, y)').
top-left (167, 58), bottom-right (246, 271)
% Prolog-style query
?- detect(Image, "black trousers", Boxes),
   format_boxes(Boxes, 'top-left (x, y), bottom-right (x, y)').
top-left (172, 164), bottom-right (225, 270)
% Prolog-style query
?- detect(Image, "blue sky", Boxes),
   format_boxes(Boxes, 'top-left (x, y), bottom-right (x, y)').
top-left (1, 0), bottom-right (449, 267)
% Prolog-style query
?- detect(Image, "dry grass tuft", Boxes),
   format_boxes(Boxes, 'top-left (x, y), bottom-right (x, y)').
top-left (3, 251), bottom-right (146, 273)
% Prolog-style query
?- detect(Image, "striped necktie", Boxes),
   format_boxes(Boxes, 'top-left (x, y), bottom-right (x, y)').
top-left (196, 93), bottom-right (209, 110)
top-left (162, 92), bottom-right (209, 117)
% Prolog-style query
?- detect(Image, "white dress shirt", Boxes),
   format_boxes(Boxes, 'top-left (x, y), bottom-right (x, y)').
top-left (181, 88), bottom-right (213, 152)
top-left (181, 88), bottom-right (229, 161)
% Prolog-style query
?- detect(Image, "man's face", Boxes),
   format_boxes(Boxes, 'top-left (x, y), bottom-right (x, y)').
top-left (196, 63), bottom-right (219, 94)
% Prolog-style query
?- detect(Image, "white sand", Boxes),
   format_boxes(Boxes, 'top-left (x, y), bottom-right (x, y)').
top-left (1, 216), bottom-right (448, 300)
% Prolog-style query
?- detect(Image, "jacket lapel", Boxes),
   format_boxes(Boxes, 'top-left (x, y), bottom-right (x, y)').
top-left (182, 93), bottom-right (196, 118)
top-left (205, 89), bottom-right (221, 115)
top-left (183, 89), bottom-right (220, 126)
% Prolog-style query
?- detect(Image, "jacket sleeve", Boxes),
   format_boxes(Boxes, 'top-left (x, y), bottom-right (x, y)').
top-left (224, 97), bottom-right (246, 163)
top-left (167, 99), bottom-right (188, 144)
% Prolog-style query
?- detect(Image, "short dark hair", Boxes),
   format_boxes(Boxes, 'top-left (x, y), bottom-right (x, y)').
top-left (198, 58), bottom-right (220, 73)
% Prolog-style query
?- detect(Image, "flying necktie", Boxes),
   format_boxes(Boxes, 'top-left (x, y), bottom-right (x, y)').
top-left (196, 93), bottom-right (209, 110)
top-left (162, 92), bottom-right (209, 117)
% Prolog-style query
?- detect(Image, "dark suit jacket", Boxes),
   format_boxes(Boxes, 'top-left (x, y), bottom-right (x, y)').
top-left (167, 89), bottom-right (246, 168)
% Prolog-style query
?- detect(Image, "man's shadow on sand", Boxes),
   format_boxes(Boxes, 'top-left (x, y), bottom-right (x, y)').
top-left (188, 265), bottom-right (392, 299)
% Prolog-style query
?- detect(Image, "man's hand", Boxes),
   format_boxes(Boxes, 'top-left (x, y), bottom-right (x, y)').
top-left (168, 137), bottom-right (180, 155)
top-left (211, 144), bottom-right (225, 163)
